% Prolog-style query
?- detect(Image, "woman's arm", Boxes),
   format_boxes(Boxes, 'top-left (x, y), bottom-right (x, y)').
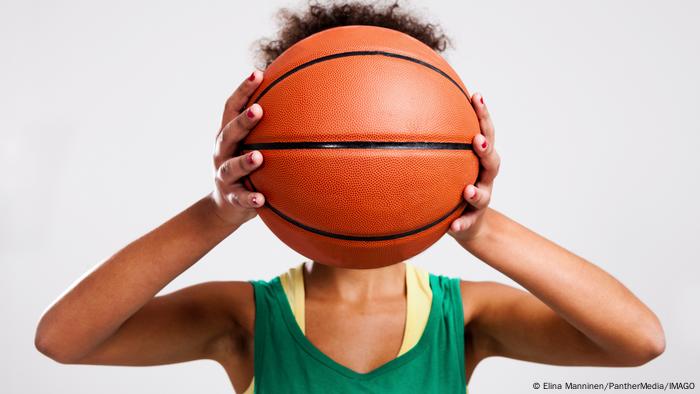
top-left (35, 196), bottom-right (240, 364)
top-left (448, 92), bottom-right (664, 371)
top-left (35, 70), bottom-right (267, 367)
top-left (460, 208), bottom-right (665, 367)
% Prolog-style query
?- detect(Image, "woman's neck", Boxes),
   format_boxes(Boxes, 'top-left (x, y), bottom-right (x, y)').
top-left (304, 260), bottom-right (406, 302)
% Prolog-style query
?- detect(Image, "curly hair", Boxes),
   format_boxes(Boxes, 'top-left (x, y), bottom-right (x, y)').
top-left (253, 0), bottom-right (452, 69)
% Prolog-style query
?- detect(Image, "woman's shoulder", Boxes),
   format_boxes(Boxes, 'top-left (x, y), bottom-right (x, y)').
top-left (421, 270), bottom-right (510, 327)
top-left (458, 279), bottom-right (525, 329)
top-left (422, 269), bottom-right (463, 302)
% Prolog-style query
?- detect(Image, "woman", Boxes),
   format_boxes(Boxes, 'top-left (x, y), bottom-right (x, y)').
top-left (34, 2), bottom-right (665, 393)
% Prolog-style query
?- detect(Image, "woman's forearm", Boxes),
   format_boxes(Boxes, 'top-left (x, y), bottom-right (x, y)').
top-left (459, 208), bottom-right (665, 360)
top-left (35, 194), bottom-right (240, 361)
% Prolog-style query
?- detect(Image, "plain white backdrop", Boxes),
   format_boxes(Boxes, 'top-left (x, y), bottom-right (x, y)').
top-left (2, 0), bottom-right (699, 393)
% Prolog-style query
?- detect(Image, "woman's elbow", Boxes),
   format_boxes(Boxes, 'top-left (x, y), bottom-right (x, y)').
top-left (34, 319), bottom-right (82, 364)
top-left (619, 319), bottom-right (666, 366)
top-left (637, 327), bottom-right (666, 364)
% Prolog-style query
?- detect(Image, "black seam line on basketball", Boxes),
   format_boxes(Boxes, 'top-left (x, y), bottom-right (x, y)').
top-left (246, 175), bottom-right (465, 241)
top-left (240, 141), bottom-right (473, 150)
top-left (239, 50), bottom-right (468, 113)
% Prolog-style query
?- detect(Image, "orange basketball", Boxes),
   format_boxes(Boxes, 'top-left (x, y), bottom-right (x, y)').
top-left (239, 25), bottom-right (480, 269)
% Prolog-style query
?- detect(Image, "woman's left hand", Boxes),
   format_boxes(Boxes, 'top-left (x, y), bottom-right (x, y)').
top-left (447, 92), bottom-right (501, 243)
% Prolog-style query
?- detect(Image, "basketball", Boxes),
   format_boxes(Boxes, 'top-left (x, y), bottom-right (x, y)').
top-left (239, 25), bottom-right (480, 269)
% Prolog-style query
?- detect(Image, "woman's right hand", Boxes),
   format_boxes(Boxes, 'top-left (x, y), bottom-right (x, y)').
top-left (35, 70), bottom-right (267, 368)
top-left (210, 70), bottom-right (266, 226)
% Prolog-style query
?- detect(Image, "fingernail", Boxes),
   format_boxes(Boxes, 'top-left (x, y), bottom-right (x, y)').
top-left (469, 186), bottom-right (478, 199)
top-left (480, 95), bottom-right (485, 105)
top-left (481, 140), bottom-right (488, 150)
top-left (246, 108), bottom-right (255, 119)
top-left (247, 151), bottom-right (257, 164)
top-left (251, 195), bottom-right (258, 205)
top-left (248, 71), bottom-right (256, 81)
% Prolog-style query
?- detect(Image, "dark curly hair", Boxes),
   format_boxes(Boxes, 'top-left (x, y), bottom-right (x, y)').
top-left (253, 0), bottom-right (452, 69)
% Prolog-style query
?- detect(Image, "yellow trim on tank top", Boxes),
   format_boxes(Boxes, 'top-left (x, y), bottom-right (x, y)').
top-left (241, 260), bottom-right (433, 394)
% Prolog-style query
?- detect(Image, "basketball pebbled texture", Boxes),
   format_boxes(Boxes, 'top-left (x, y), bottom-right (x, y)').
top-left (239, 25), bottom-right (480, 269)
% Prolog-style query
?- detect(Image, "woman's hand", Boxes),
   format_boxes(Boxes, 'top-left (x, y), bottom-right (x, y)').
top-left (35, 70), bottom-right (269, 369)
top-left (453, 94), bottom-right (664, 370)
top-left (447, 92), bottom-right (501, 243)
top-left (209, 70), bottom-right (266, 226)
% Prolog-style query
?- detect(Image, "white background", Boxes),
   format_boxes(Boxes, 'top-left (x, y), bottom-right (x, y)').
top-left (2, 0), bottom-right (699, 393)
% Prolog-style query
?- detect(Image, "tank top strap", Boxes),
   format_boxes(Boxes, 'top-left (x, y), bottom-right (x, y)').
top-left (279, 262), bottom-right (306, 332)
top-left (429, 273), bottom-right (466, 386)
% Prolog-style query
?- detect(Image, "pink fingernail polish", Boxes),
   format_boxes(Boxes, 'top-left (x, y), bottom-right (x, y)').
top-left (251, 195), bottom-right (258, 205)
top-left (247, 151), bottom-right (256, 164)
top-left (248, 72), bottom-right (256, 81)
top-left (480, 96), bottom-right (484, 105)
top-left (470, 187), bottom-right (478, 199)
top-left (246, 108), bottom-right (254, 118)
top-left (481, 140), bottom-right (488, 150)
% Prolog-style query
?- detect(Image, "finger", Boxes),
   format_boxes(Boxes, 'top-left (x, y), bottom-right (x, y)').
top-left (216, 150), bottom-right (263, 186)
top-left (225, 183), bottom-right (265, 209)
top-left (449, 213), bottom-right (478, 234)
top-left (472, 134), bottom-right (501, 186)
top-left (220, 69), bottom-right (262, 129)
top-left (470, 92), bottom-right (495, 145)
top-left (214, 104), bottom-right (262, 166)
top-left (463, 184), bottom-right (491, 210)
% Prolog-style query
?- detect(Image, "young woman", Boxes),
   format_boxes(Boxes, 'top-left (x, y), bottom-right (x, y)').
top-left (35, 2), bottom-right (665, 393)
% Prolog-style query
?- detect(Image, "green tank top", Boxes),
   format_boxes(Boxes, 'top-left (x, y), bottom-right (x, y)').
top-left (249, 273), bottom-right (467, 393)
